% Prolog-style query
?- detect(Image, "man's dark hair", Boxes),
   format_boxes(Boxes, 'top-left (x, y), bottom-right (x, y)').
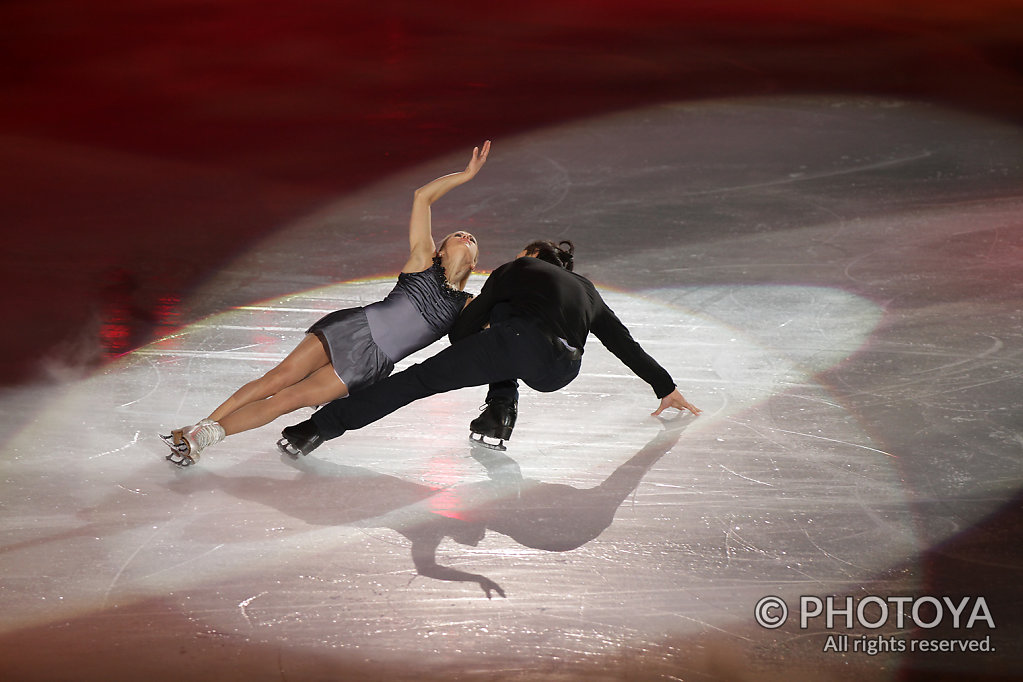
top-left (523, 240), bottom-right (575, 271)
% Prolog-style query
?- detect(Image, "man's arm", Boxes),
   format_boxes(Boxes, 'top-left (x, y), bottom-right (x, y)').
top-left (448, 260), bottom-right (513, 342)
top-left (591, 301), bottom-right (701, 415)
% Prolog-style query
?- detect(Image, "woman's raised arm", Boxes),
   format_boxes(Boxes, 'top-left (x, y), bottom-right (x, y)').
top-left (404, 141), bottom-right (490, 271)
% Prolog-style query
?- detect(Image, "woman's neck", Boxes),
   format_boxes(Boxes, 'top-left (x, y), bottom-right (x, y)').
top-left (440, 254), bottom-right (471, 290)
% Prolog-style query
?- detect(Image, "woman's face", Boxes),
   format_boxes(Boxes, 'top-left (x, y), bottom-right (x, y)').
top-left (441, 231), bottom-right (479, 266)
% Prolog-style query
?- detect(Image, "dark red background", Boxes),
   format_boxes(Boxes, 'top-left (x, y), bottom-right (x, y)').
top-left (3, 0), bottom-right (1022, 384)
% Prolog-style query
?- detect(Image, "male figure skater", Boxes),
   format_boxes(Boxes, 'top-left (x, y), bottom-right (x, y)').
top-left (277, 240), bottom-right (701, 457)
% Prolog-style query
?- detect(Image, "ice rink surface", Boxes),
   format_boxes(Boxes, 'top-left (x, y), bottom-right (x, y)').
top-left (2, 98), bottom-right (1022, 680)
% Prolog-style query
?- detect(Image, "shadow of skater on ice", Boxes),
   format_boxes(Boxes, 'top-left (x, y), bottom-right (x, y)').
top-left (396, 415), bottom-right (691, 597)
top-left (177, 415), bottom-right (692, 598)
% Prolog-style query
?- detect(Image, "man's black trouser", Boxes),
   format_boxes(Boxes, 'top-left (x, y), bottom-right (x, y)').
top-left (310, 316), bottom-right (582, 440)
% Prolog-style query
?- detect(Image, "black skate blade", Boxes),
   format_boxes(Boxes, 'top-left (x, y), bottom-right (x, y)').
top-left (469, 432), bottom-right (507, 451)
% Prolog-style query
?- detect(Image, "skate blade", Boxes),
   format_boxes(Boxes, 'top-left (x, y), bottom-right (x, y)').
top-left (159, 433), bottom-right (195, 467)
top-left (277, 437), bottom-right (302, 458)
top-left (166, 451), bottom-right (196, 467)
top-left (469, 433), bottom-right (507, 451)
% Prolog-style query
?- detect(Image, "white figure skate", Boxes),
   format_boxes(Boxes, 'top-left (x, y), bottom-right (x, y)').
top-left (160, 419), bottom-right (225, 467)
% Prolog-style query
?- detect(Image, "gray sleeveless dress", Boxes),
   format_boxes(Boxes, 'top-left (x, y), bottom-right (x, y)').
top-left (308, 257), bottom-right (471, 393)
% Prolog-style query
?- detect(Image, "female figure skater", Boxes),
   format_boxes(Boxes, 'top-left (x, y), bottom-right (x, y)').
top-left (162, 141), bottom-right (491, 466)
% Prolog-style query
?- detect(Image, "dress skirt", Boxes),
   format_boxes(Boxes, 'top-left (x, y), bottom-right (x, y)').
top-left (307, 308), bottom-right (394, 393)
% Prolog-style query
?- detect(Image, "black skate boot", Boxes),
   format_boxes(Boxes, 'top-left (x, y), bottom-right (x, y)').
top-left (469, 397), bottom-right (517, 451)
top-left (277, 419), bottom-right (325, 458)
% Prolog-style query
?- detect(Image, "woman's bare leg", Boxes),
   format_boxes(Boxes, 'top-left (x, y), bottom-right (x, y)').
top-left (207, 334), bottom-right (330, 423)
top-left (218, 364), bottom-right (350, 436)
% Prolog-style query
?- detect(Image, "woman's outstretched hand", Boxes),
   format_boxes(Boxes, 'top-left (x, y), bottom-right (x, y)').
top-left (463, 140), bottom-right (491, 179)
top-left (652, 388), bottom-right (702, 417)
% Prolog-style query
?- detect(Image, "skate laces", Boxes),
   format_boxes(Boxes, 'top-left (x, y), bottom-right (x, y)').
top-left (190, 421), bottom-right (225, 452)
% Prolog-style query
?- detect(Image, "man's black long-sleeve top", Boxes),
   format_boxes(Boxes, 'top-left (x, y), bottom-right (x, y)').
top-left (449, 257), bottom-right (676, 398)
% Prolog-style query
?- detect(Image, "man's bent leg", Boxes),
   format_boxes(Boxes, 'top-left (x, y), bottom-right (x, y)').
top-left (310, 324), bottom-right (543, 440)
top-left (485, 380), bottom-right (519, 403)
